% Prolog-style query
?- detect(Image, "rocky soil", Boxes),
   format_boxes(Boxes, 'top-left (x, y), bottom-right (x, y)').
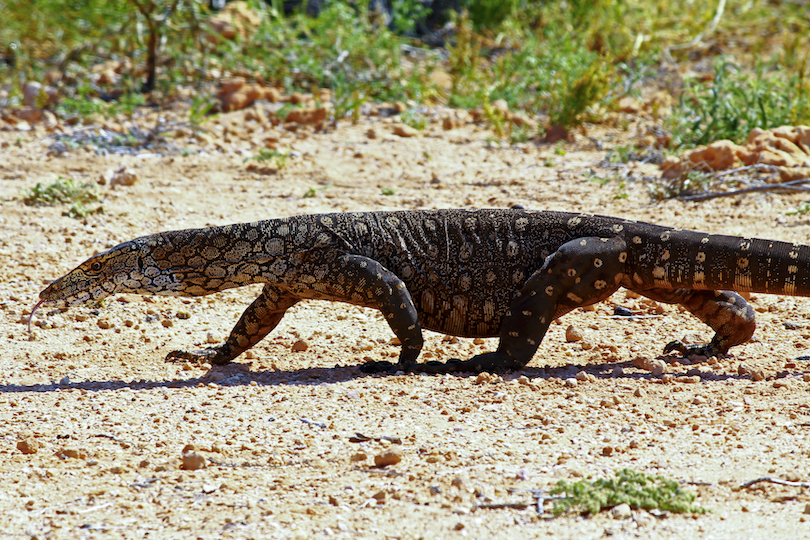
top-left (1, 101), bottom-right (809, 539)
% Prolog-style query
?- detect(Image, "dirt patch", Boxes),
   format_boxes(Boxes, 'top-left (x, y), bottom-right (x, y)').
top-left (1, 108), bottom-right (809, 538)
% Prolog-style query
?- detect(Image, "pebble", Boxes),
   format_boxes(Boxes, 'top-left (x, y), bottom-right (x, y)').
top-left (374, 450), bottom-right (402, 467)
top-left (350, 452), bottom-right (367, 463)
top-left (611, 503), bottom-right (632, 519)
top-left (206, 332), bottom-right (220, 344)
top-left (565, 325), bottom-right (584, 342)
top-left (565, 378), bottom-right (578, 388)
top-left (97, 319), bottom-right (114, 330)
top-left (612, 366), bottom-right (624, 377)
top-left (17, 437), bottom-right (39, 454)
top-left (57, 447), bottom-right (82, 459)
top-left (291, 339), bottom-right (308, 352)
top-left (650, 359), bottom-right (667, 377)
top-left (738, 363), bottom-right (766, 381)
top-left (181, 451), bottom-right (207, 470)
top-left (392, 124), bottom-right (419, 137)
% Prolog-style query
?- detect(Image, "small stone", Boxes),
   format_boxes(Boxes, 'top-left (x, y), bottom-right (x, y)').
top-left (739, 363), bottom-right (766, 381)
top-left (612, 366), bottom-right (624, 377)
top-left (565, 378), bottom-right (578, 388)
top-left (350, 452), bottom-right (367, 463)
top-left (100, 164), bottom-right (138, 187)
top-left (451, 476), bottom-right (465, 488)
top-left (181, 451), bottom-right (207, 470)
top-left (575, 370), bottom-right (590, 382)
top-left (108, 465), bottom-right (126, 474)
top-left (453, 523), bottom-right (465, 531)
top-left (161, 319), bottom-right (173, 328)
top-left (649, 359), bottom-right (667, 377)
top-left (804, 503), bottom-right (810, 515)
top-left (611, 503), bottom-right (632, 519)
top-left (475, 372), bottom-right (493, 384)
top-left (565, 325), bottom-right (584, 342)
top-left (392, 124), bottom-right (419, 137)
top-left (374, 450), bottom-right (402, 467)
top-left (206, 331), bottom-right (220, 344)
top-left (661, 373), bottom-right (675, 383)
top-left (57, 447), bottom-right (81, 459)
top-left (177, 311), bottom-right (191, 320)
top-left (633, 388), bottom-right (644, 398)
top-left (17, 437), bottom-right (39, 454)
top-left (602, 445), bottom-right (614, 456)
top-left (97, 319), bottom-right (114, 330)
top-left (371, 490), bottom-right (386, 502)
top-left (291, 339), bottom-right (308, 352)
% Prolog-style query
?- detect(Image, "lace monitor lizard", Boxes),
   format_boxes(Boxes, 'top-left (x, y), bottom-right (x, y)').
top-left (30, 208), bottom-right (810, 373)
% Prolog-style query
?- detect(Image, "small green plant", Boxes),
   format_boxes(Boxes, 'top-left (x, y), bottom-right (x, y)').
top-left (543, 157), bottom-right (555, 167)
top-left (608, 144), bottom-right (636, 164)
top-left (247, 148), bottom-right (289, 169)
top-left (21, 176), bottom-right (103, 218)
top-left (551, 469), bottom-right (707, 516)
top-left (667, 59), bottom-right (810, 149)
top-left (401, 108), bottom-right (427, 131)
top-left (554, 143), bottom-right (567, 156)
top-left (547, 58), bottom-right (613, 129)
top-left (509, 125), bottom-right (532, 144)
top-left (302, 185), bottom-right (330, 198)
top-left (380, 187), bottom-right (396, 196)
top-left (189, 94), bottom-right (217, 126)
top-left (786, 202), bottom-right (810, 216)
top-left (614, 180), bottom-right (629, 199)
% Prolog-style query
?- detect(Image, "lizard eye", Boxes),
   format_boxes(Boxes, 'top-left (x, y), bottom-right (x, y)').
top-left (90, 262), bottom-right (103, 272)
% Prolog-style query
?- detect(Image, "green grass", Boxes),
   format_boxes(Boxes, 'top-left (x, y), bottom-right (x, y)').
top-left (667, 58), bottom-right (810, 149)
top-left (2, 0), bottom-right (809, 137)
top-left (247, 148), bottom-right (289, 169)
top-left (21, 176), bottom-right (103, 218)
top-left (551, 469), bottom-right (707, 516)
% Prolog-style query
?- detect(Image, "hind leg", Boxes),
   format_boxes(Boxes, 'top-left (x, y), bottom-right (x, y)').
top-left (632, 288), bottom-right (756, 357)
top-left (413, 236), bottom-right (628, 373)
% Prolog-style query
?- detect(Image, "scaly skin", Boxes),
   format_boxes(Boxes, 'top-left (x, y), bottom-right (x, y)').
top-left (31, 208), bottom-right (810, 373)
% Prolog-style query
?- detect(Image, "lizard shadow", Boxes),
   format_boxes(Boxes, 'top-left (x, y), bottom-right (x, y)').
top-left (0, 358), bottom-right (757, 394)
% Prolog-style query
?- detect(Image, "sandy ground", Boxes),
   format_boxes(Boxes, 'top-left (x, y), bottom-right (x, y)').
top-left (1, 105), bottom-right (809, 539)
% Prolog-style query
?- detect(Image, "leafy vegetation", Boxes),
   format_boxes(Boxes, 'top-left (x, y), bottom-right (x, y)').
top-left (1, 0), bottom-right (808, 141)
top-left (551, 469), bottom-right (707, 516)
top-left (21, 176), bottom-right (103, 218)
top-left (667, 59), bottom-right (810, 149)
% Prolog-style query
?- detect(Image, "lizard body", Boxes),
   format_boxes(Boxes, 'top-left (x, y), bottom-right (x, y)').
top-left (32, 209), bottom-right (810, 372)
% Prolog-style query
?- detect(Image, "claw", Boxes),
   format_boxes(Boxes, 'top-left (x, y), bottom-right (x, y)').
top-left (166, 347), bottom-right (232, 365)
top-left (663, 340), bottom-right (717, 358)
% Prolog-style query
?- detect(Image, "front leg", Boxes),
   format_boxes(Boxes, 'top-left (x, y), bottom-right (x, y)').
top-left (166, 284), bottom-right (298, 365)
top-left (284, 253), bottom-right (424, 372)
top-left (412, 236), bottom-right (629, 373)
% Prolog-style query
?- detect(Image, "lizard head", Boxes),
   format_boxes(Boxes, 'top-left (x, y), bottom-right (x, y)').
top-left (29, 235), bottom-right (185, 333)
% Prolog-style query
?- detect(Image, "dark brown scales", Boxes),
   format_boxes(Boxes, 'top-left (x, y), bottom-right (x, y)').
top-left (32, 209), bottom-right (810, 373)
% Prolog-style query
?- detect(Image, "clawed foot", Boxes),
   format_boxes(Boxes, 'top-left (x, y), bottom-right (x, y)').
top-left (663, 340), bottom-right (720, 358)
top-left (165, 346), bottom-right (233, 366)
